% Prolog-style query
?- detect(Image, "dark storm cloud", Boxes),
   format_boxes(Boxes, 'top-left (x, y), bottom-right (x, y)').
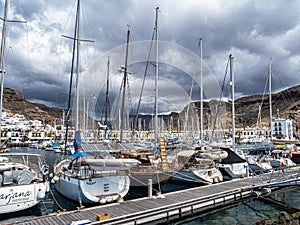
top-left (2, 0), bottom-right (300, 109)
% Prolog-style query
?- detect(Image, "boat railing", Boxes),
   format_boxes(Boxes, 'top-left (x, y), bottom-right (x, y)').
top-left (1, 154), bottom-right (48, 182)
top-left (176, 162), bottom-right (215, 170)
top-left (68, 165), bottom-right (129, 179)
top-left (191, 164), bottom-right (215, 170)
top-left (92, 169), bottom-right (128, 177)
top-left (130, 165), bottom-right (161, 174)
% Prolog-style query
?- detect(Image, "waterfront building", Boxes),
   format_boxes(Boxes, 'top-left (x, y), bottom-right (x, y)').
top-left (27, 131), bottom-right (46, 142)
top-left (6, 130), bottom-right (22, 143)
top-left (271, 119), bottom-right (293, 140)
top-left (237, 127), bottom-right (270, 143)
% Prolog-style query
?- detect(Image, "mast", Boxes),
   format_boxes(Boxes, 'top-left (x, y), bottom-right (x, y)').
top-left (256, 104), bottom-right (262, 130)
top-left (229, 54), bottom-right (235, 150)
top-left (0, 0), bottom-right (8, 141)
top-left (199, 38), bottom-right (203, 147)
top-left (0, 1), bottom-right (25, 142)
top-left (154, 6), bottom-right (159, 155)
top-left (62, 0), bottom-right (93, 148)
top-left (75, 0), bottom-right (81, 131)
top-left (64, 0), bottom-right (80, 153)
top-left (105, 56), bottom-right (110, 139)
top-left (269, 58), bottom-right (273, 143)
top-left (120, 25), bottom-right (130, 143)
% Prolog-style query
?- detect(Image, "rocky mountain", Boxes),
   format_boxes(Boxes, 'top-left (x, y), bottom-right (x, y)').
top-left (235, 85), bottom-right (300, 129)
top-left (2, 84), bottom-right (300, 132)
top-left (175, 84), bottom-right (300, 132)
top-left (2, 88), bottom-right (61, 123)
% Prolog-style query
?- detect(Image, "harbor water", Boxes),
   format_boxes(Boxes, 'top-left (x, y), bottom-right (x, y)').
top-left (178, 189), bottom-right (300, 225)
top-left (1, 147), bottom-right (300, 224)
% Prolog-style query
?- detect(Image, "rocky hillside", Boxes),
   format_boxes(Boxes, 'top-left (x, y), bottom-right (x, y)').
top-left (2, 88), bottom-right (61, 123)
top-left (2, 84), bottom-right (300, 131)
top-left (179, 84), bottom-right (300, 131)
top-left (235, 84), bottom-right (300, 129)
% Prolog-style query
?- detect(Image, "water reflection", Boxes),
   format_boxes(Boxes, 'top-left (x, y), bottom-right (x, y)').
top-left (179, 188), bottom-right (300, 225)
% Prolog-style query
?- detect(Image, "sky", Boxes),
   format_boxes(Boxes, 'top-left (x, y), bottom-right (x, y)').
top-left (2, 0), bottom-right (300, 117)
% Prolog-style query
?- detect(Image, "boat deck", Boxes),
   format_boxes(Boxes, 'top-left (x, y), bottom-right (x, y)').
top-left (5, 168), bottom-right (300, 225)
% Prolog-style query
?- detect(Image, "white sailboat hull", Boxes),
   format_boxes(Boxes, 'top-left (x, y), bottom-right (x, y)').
top-left (0, 182), bottom-right (49, 214)
top-left (172, 168), bottom-right (223, 184)
top-left (219, 163), bottom-right (248, 179)
top-left (55, 174), bottom-right (130, 204)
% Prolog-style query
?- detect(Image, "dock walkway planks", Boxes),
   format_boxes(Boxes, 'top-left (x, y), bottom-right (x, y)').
top-left (5, 168), bottom-right (300, 225)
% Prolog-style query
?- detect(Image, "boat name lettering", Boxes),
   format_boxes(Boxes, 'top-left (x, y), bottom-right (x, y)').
top-left (0, 189), bottom-right (32, 204)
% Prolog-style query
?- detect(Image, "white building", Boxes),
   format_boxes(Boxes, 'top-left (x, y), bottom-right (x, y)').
top-left (271, 119), bottom-right (293, 140)
top-left (27, 131), bottom-right (46, 141)
top-left (239, 128), bottom-right (271, 143)
top-left (29, 120), bottom-right (43, 130)
top-left (6, 130), bottom-right (22, 143)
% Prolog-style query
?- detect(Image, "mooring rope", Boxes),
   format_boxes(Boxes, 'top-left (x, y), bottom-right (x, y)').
top-left (49, 187), bottom-right (66, 212)
top-left (40, 199), bottom-right (49, 215)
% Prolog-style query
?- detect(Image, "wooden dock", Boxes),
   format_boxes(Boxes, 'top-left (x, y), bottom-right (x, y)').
top-left (5, 168), bottom-right (300, 225)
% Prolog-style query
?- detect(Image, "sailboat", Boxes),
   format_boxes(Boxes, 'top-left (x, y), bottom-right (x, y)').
top-left (172, 147), bottom-right (226, 184)
top-left (250, 59), bottom-right (297, 168)
top-left (128, 7), bottom-right (172, 187)
top-left (52, 0), bottom-right (131, 205)
top-left (107, 7), bottom-right (172, 188)
top-left (0, 0), bottom-right (50, 215)
top-left (171, 40), bottom-right (230, 184)
top-left (217, 55), bottom-right (249, 180)
top-left (0, 153), bottom-right (50, 214)
top-left (114, 138), bottom-right (172, 187)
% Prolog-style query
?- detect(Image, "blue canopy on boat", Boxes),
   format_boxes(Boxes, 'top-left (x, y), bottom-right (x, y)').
top-left (52, 142), bottom-right (62, 148)
top-left (249, 147), bottom-right (277, 155)
top-left (71, 152), bottom-right (92, 159)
